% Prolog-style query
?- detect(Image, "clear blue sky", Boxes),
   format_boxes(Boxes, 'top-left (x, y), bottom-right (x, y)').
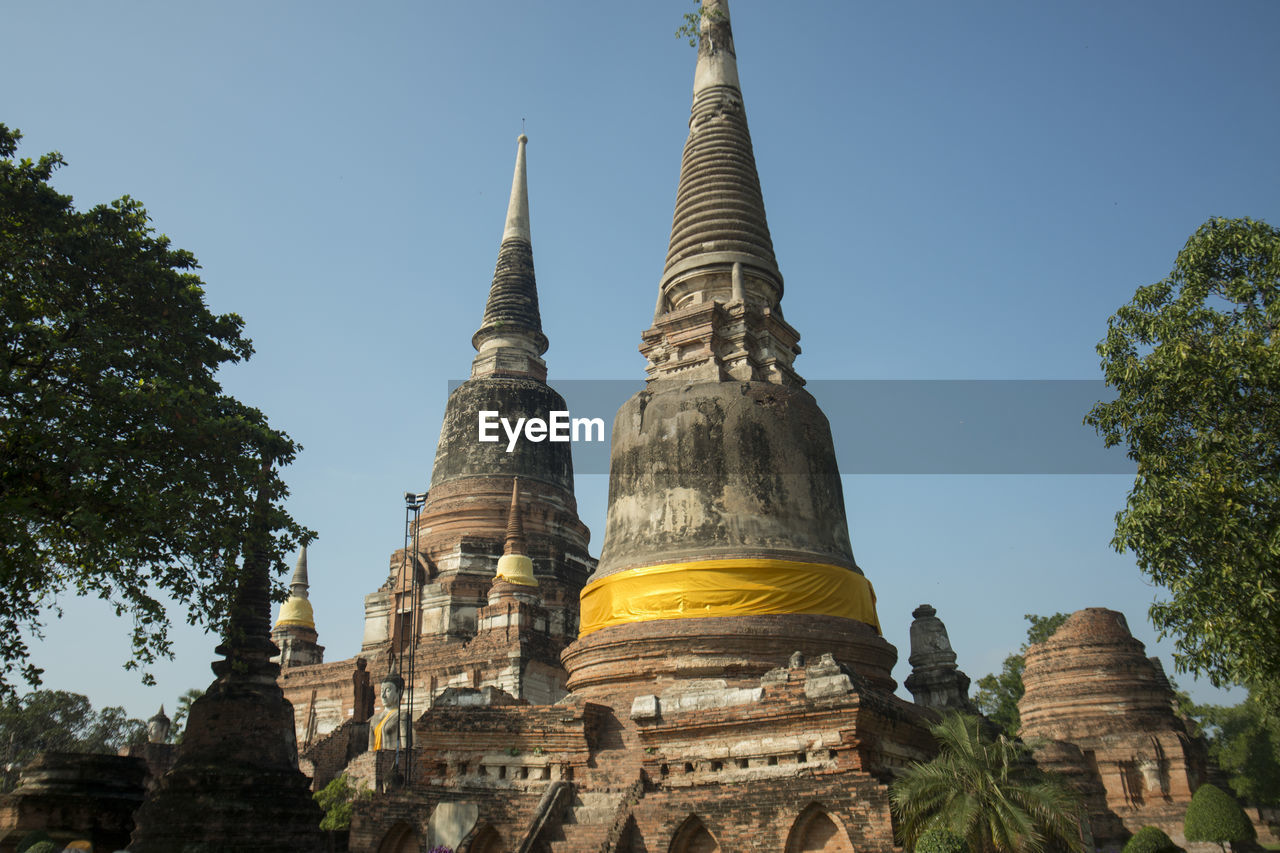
top-left (4, 1), bottom-right (1277, 720)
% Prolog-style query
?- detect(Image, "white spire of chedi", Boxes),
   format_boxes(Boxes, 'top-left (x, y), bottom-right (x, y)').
top-left (692, 0), bottom-right (741, 93)
top-left (502, 134), bottom-right (531, 243)
top-left (471, 134), bottom-right (548, 381)
top-left (644, 0), bottom-right (801, 385)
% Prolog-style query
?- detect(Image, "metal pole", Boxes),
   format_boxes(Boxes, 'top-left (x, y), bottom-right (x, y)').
top-left (402, 491), bottom-right (426, 785)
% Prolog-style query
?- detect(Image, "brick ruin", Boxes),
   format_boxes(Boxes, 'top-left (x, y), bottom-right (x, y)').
top-left (277, 1), bottom-right (958, 849)
top-left (263, 3), bottom-right (1269, 852)
top-left (1019, 608), bottom-right (1217, 852)
top-left (6, 2), bottom-right (1267, 850)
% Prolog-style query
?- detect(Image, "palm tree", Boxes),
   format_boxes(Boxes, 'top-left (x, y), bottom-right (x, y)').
top-left (170, 688), bottom-right (205, 745)
top-left (890, 713), bottom-right (1084, 853)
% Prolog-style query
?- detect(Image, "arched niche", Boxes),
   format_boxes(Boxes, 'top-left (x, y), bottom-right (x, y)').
top-left (669, 814), bottom-right (720, 853)
top-left (377, 822), bottom-right (420, 853)
top-left (785, 803), bottom-right (854, 853)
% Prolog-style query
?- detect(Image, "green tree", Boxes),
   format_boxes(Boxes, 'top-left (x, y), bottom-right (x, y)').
top-left (169, 687), bottom-right (205, 745)
top-left (313, 773), bottom-right (372, 831)
top-left (1122, 826), bottom-right (1180, 853)
top-left (675, 0), bottom-right (725, 47)
top-left (0, 690), bottom-right (146, 792)
top-left (1183, 783), bottom-right (1256, 853)
top-left (890, 713), bottom-right (1085, 853)
top-left (1191, 690), bottom-right (1280, 807)
top-left (1086, 217), bottom-right (1280, 713)
top-left (973, 613), bottom-right (1069, 737)
top-left (0, 124), bottom-right (310, 695)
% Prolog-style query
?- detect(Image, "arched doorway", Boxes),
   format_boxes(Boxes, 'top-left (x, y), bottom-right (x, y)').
top-left (785, 804), bottom-right (855, 853)
top-left (669, 815), bottom-right (720, 853)
top-left (377, 822), bottom-right (420, 853)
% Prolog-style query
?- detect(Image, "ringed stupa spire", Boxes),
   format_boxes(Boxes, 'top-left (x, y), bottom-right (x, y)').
top-left (503, 477), bottom-right (527, 557)
top-left (495, 478), bottom-right (537, 587)
top-left (430, 132), bottom-right (575, 492)
top-left (411, 130), bottom-right (593, 661)
top-left (471, 134), bottom-right (549, 381)
top-left (663, 0), bottom-right (778, 301)
top-left (643, 0), bottom-right (800, 385)
top-left (564, 0), bottom-right (894, 697)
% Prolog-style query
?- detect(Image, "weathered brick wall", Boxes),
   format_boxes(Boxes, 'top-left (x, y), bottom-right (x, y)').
top-left (625, 774), bottom-right (897, 853)
top-left (301, 720), bottom-right (370, 791)
top-left (282, 595), bottom-right (575, 755)
top-left (350, 784), bottom-right (550, 852)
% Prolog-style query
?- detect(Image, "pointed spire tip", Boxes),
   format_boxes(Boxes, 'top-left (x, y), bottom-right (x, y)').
top-left (504, 478), bottom-right (526, 556)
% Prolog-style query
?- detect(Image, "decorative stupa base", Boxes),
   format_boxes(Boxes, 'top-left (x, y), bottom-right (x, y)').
top-left (562, 613), bottom-right (896, 698)
top-left (130, 674), bottom-right (323, 853)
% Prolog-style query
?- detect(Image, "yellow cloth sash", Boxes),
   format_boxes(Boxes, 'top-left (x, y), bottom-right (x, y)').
top-left (578, 558), bottom-right (880, 637)
top-left (373, 711), bottom-right (392, 751)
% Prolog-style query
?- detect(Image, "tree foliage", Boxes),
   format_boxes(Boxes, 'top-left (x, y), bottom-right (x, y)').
top-left (169, 687), bottom-right (205, 745)
top-left (916, 827), bottom-right (971, 853)
top-left (0, 689), bottom-right (146, 792)
top-left (1122, 826), bottom-right (1180, 853)
top-left (1190, 690), bottom-right (1280, 807)
top-left (973, 614), bottom-right (1069, 737)
top-left (21, 843), bottom-right (58, 853)
top-left (1086, 217), bottom-right (1280, 713)
top-left (313, 773), bottom-right (372, 831)
top-left (1183, 783), bottom-right (1256, 852)
top-left (675, 0), bottom-right (725, 47)
top-left (0, 125), bottom-right (310, 695)
top-left (15, 831), bottom-right (52, 852)
top-left (890, 713), bottom-right (1084, 853)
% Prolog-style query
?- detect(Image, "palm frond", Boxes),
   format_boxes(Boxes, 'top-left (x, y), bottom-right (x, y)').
top-left (890, 712), bottom-right (1085, 853)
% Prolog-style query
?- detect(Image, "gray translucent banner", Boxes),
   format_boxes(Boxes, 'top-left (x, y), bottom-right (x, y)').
top-left (446, 380), bottom-right (1134, 475)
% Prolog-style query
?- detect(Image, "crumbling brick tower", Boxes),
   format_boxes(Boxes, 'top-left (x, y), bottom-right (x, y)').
top-left (1019, 608), bottom-right (1215, 852)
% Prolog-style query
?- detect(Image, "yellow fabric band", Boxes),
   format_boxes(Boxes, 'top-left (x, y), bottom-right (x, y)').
top-left (373, 712), bottom-right (391, 751)
top-left (578, 558), bottom-right (880, 637)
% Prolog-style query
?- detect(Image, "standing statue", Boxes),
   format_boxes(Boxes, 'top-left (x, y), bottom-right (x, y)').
top-left (367, 673), bottom-right (409, 752)
top-left (352, 657), bottom-right (375, 723)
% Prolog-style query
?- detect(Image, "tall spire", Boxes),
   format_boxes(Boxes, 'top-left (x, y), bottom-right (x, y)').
top-left (502, 134), bottom-right (531, 243)
top-left (503, 477), bottom-right (527, 557)
top-left (288, 545), bottom-right (309, 600)
top-left (642, 0), bottom-right (801, 385)
top-left (471, 134), bottom-right (549, 381)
